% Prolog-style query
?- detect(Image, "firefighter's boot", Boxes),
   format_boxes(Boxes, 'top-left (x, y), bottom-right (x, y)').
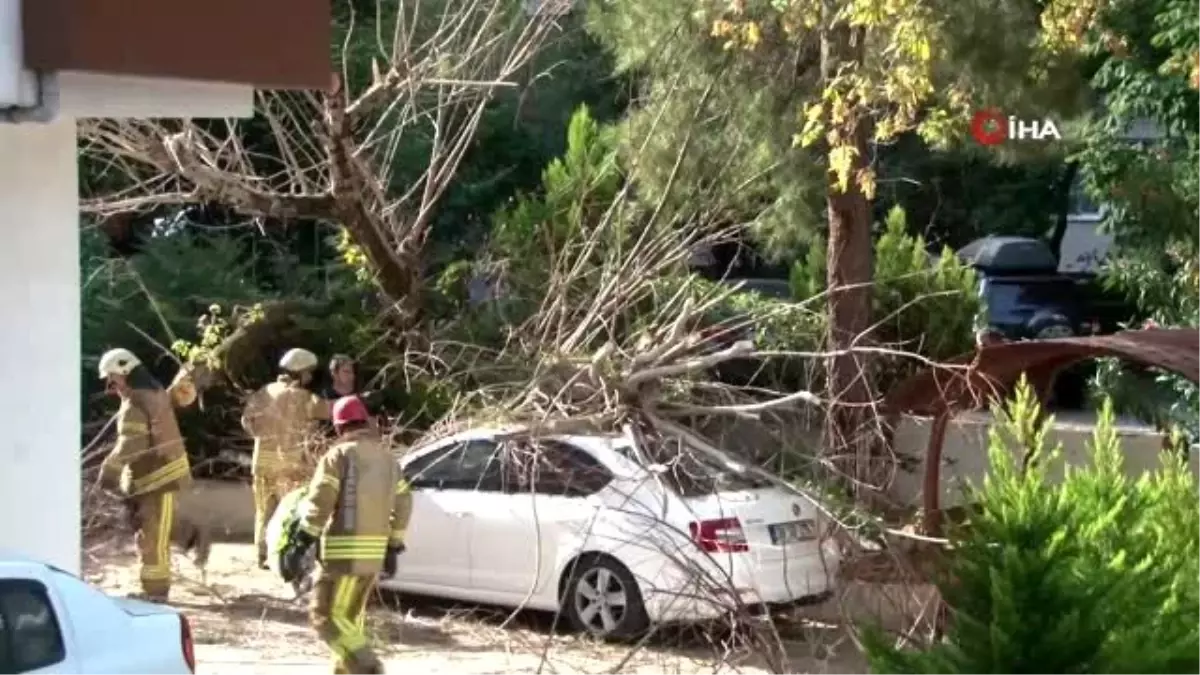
top-left (345, 649), bottom-right (385, 674)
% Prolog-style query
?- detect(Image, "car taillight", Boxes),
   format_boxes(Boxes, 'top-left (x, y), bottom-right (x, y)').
top-left (180, 614), bottom-right (196, 673)
top-left (689, 517), bottom-right (749, 553)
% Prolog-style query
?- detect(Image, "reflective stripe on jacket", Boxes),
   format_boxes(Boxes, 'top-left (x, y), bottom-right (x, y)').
top-left (299, 429), bottom-right (413, 576)
top-left (104, 387), bottom-right (193, 497)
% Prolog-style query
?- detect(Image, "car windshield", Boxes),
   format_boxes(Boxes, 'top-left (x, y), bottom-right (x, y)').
top-left (626, 436), bottom-right (772, 497)
top-left (983, 278), bottom-right (1075, 319)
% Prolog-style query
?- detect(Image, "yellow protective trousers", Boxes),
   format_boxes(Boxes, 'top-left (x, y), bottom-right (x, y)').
top-left (132, 491), bottom-right (176, 597)
top-left (252, 473), bottom-right (285, 563)
top-left (310, 574), bottom-right (384, 674)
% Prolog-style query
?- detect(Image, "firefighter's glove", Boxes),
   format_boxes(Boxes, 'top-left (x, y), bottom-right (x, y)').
top-left (381, 543), bottom-right (405, 579)
top-left (280, 527), bottom-right (318, 584)
top-left (98, 457), bottom-right (123, 493)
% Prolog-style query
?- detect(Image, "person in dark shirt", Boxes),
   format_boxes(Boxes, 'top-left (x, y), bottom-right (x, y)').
top-left (319, 355), bottom-right (383, 434)
top-left (322, 354), bottom-right (359, 401)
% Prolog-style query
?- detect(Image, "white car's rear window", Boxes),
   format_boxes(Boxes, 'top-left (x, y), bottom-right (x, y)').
top-left (623, 437), bottom-right (771, 497)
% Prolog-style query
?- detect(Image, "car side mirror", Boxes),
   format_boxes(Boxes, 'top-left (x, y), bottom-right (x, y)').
top-left (409, 478), bottom-right (441, 490)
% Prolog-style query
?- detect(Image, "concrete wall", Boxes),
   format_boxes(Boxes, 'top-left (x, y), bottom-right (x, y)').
top-left (690, 406), bottom-right (1195, 511)
top-left (174, 408), bottom-right (1199, 544)
top-left (177, 479), bottom-right (256, 540)
top-left (888, 410), bottom-right (1198, 509)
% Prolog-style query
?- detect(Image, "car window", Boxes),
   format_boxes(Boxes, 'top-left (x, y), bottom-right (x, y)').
top-left (983, 279), bottom-right (1076, 320)
top-left (504, 440), bottom-right (614, 497)
top-left (404, 439), bottom-right (502, 491)
top-left (633, 436), bottom-right (772, 497)
top-left (0, 579), bottom-right (66, 673)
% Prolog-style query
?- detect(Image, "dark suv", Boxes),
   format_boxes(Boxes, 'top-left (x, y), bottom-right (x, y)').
top-left (957, 236), bottom-right (1083, 340)
top-left (978, 274), bottom-right (1081, 340)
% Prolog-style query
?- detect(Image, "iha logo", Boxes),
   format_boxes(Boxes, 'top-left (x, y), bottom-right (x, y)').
top-left (970, 108), bottom-right (1062, 145)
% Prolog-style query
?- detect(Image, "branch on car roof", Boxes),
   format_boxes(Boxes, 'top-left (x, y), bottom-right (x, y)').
top-left (657, 389), bottom-right (823, 417)
top-left (624, 340), bottom-right (756, 388)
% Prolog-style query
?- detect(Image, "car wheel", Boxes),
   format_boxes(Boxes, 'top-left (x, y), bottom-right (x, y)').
top-left (1027, 311), bottom-right (1074, 340)
top-left (561, 555), bottom-right (649, 640)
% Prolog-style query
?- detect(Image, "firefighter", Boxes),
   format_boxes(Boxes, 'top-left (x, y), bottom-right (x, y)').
top-left (97, 348), bottom-right (210, 601)
top-left (241, 347), bottom-right (332, 569)
top-left (280, 395), bottom-right (412, 675)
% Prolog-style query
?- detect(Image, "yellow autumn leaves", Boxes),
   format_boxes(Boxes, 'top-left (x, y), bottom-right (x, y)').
top-left (709, 18), bottom-right (761, 49)
top-left (701, 0), bottom-right (1116, 197)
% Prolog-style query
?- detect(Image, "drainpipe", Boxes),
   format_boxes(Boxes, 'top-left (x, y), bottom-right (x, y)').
top-left (0, 0), bottom-right (58, 123)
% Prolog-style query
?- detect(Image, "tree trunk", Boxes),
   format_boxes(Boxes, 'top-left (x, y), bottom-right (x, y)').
top-left (823, 128), bottom-right (876, 496)
top-left (821, 23), bottom-right (877, 498)
top-left (324, 76), bottom-right (423, 325)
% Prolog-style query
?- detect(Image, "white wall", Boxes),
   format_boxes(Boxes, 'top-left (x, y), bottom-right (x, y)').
top-left (888, 411), bottom-right (1198, 509)
top-left (0, 72), bottom-right (252, 575)
top-left (0, 119), bottom-right (81, 574)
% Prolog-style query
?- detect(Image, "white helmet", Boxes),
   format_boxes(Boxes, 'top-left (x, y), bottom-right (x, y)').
top-left (98, 348), bottom-right (142, 380)
top-left (278, 348), bottom-right (319, 373)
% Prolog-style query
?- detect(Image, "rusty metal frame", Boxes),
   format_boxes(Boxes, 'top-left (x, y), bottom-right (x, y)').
top-left (884, 328), bottom-right (1200, 534)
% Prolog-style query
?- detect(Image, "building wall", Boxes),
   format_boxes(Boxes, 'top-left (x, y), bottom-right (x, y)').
top-left (0, 74), bottom-right (252, 574)
top-left (0, 119), bottom-right (81, 573)
top-left (889, 411), bottom-right (1199, 508)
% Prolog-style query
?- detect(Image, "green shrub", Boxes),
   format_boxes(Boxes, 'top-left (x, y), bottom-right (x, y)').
top-left (790, 206), bottom-right (978, 387)
top-left (864, 379), bottom-right (1200, 673)
top-left (490, 104), bottom-right (623, 298)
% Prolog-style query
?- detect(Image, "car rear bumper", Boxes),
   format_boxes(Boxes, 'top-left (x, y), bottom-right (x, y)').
top-left (640, 541), bottom-right (840, 623)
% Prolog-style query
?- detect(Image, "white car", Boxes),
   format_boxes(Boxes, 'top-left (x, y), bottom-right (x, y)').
top-left (380, 428), bottom-right (839, 639)
top-left (0, 553), bottom-right (195, 674)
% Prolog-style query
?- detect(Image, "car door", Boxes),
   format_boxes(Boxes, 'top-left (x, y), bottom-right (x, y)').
top-left (467, 439), bottom-right (612, 598)
top-left (395, 439), bottom-right (503, 590)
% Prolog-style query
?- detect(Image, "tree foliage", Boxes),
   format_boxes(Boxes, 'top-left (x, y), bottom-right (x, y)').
top-left (790, 206), bottom-right (978, 388)
top-left (1075, 0), bottom-right (1199, 438)
top-left (589, 0), bottom-right (1097, 489)
top-left (864, 379), bottom-right (1200, 673)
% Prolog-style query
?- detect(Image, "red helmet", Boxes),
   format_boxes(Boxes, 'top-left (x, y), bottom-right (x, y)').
top-left (332, 395), bottom-right (369, 427)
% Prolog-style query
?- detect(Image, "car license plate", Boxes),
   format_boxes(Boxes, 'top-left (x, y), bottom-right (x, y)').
top-left (769, 520), bottom-right (816, 545)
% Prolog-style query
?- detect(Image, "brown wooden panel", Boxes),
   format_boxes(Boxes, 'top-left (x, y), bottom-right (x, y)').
top-left (22, 0), bottom-right (331, 90)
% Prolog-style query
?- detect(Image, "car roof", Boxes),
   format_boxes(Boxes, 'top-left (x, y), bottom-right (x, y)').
top-left (418, 425), bottom-right (629, 444)
top-left (406, 427), bottom-right (634, 461)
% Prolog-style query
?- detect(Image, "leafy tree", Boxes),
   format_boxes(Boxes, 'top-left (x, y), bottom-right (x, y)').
top-left (590, 0), bottom-right (1093, 489)
top-left (490, 105), bottom-right (623, 292)
top-left (864, 379), bottom-right (1200, 673)
top-left (791, 206), bottom-right (978, 390)
top-left (82, 0), bottom-right (559, 324)
top-left (1074, 0), bottom-right (1199, 438)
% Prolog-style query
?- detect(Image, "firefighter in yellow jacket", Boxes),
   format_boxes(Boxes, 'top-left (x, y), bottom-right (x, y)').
top-left (280, 395), bottom-right (412, 674)
top-left (97, 348), bottom-right (210, 601)
top-left (241, 347), bottom-right (332, 568)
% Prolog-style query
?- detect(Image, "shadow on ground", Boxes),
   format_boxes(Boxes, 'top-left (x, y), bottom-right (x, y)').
top-left (378, 589), bottom-right (857, 673)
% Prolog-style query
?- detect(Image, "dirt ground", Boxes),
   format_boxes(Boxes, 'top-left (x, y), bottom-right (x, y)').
top-left (83, 539), bottom-right (867, 674)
